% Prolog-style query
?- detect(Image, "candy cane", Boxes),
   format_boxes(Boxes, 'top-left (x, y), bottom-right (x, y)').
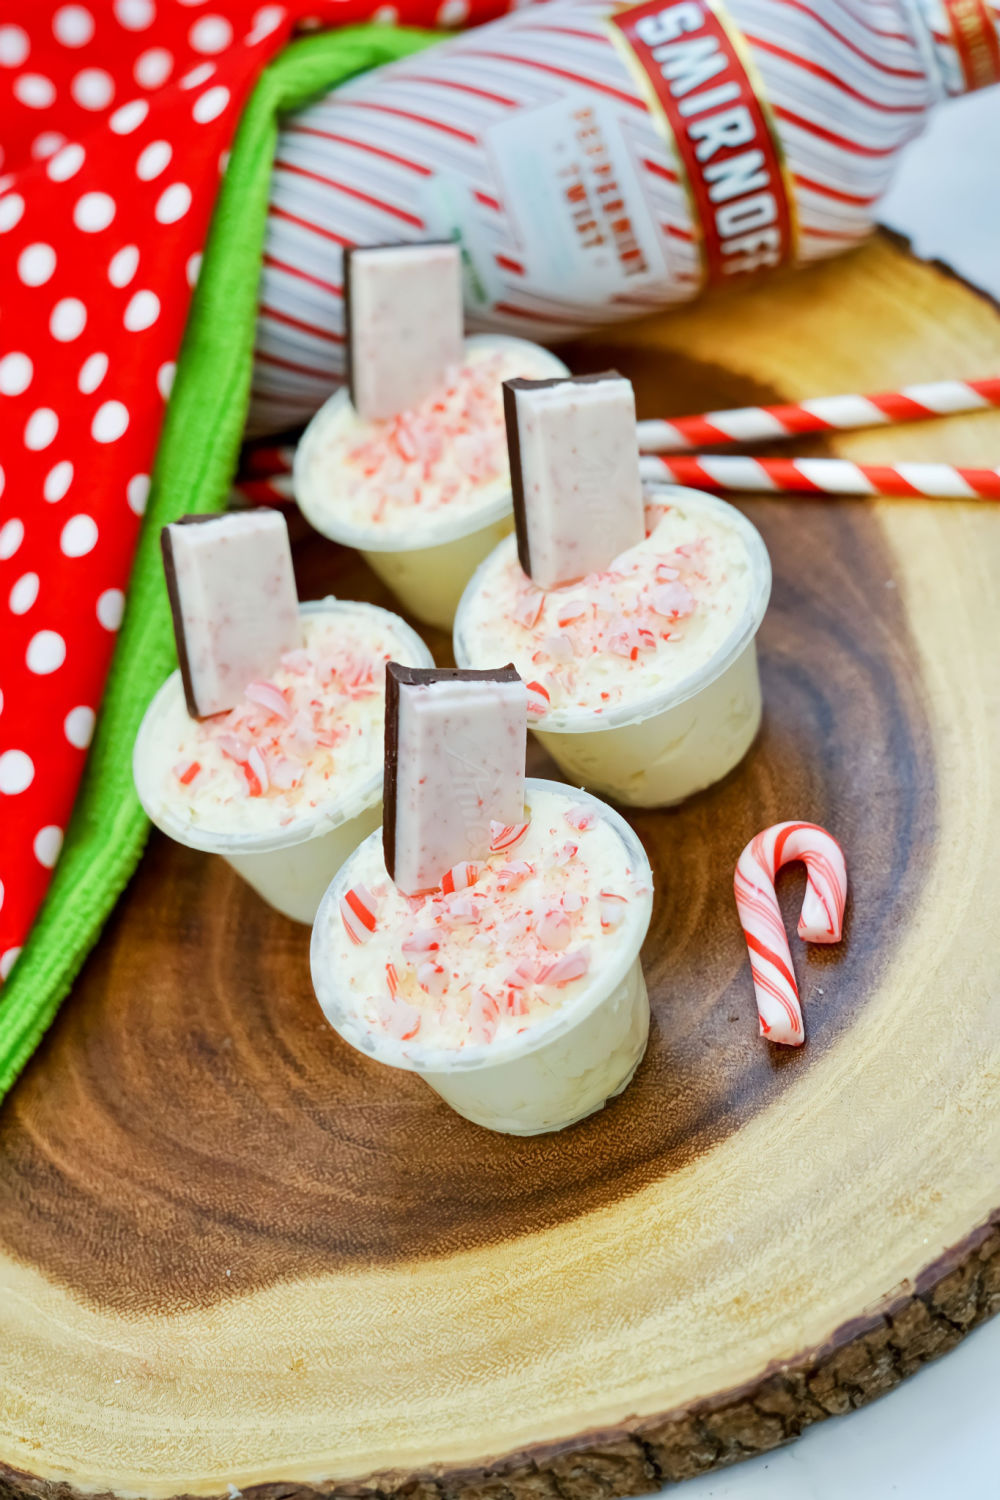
top-left (734, 821), bottom-right (848, 1046)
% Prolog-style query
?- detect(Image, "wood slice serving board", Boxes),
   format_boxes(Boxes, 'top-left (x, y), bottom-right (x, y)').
top-left (2, 233), bottom-right (1000, 1500)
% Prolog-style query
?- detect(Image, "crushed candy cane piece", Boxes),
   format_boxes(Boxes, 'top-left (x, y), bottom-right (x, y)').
top-left (537, 909), bottom-right (571, 951)
top-left (565, 803), bottom-right (597, 832)
top-left (525, 680), bottom-right (550, 715)
top-left (244, 681), bottom-right (293, 721)
top-left (513, 588), bottom-right (545, 630)
top-left (386, 962), bottom-right (399, 999)
top-left (247, 746), bottom-right (270, 795)
top-left (217, 733), bottom-right (251, 763)
top-left (651, 581), bottom-right (696, 619)
top-left (401, 928), bottom-right (440, 955)
top-left (556, 602), bottom-right (587, 627)
top-left (599, 890), bottom-right (627, 929)
top-left (417, 961), bottom-right (448, 999)
top-left (240, 760), bottom-right (264, 797)
top-left (496, 860), bottom-right (533, 892)
top-left (340, 885), bottom-right (378, 945)
top-left (538, 950), bottom-right (590, 987)
top-left (385, 996), bottom-right (422, 1041)
top-left (441, 861), bottom-right (481, 894)
top-left (442, 897), bottom-right (480, 926)
top-left (505, 987), bottom-right (528, 1017)
top-left (490, 820), bottom-right (529, 854)
top-left (542, 632), bottom-right (574, 662)
top-left (506, 958), bottom-right (538, 989)
top-left (467, 988), bottom-right (500, 1043)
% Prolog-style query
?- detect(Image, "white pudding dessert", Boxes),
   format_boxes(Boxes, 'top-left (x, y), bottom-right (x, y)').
top-left (294, 336), bottom-right (569, 629)
top-left (311, 779), bottom-right (653, 1134)
top-left (454, 489), bottom-right (771, 806)
top-left (134, 599), bottom-right (433, 921)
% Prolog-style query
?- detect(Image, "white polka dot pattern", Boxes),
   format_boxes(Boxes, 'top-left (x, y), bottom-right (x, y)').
top-left (50, 297), bottom-right (87, 341)
top-left (123, 289), bottom-right (159, 329)
top-left (137, 140), bottom-right (171, 179)
top-left (53, 7), bottom-right (95, 47)
top-left (74, 191), bottom-right (116, 231)
top-left (18, 242), bottom-right (56, 285)
top-left (0, 352), bottom-right (33, 395)
top-left (0, 751), bottom-right (35, 795)
top-left (9, 573), bottom-right (40, 615)
top-left (109, 97), bottom-right (147, 133)
top-left (134, 47), bottom-right (173, 88)
top-left (44, 461), bottom-right (74, 501)
top-left (47, 142), bottom-right (85, 180)
top-left (60, 513), bottom-right (98, 556)
top-left (78, 352), bottom-right (108, 393)
top-left (0, 26), bottom-right (31, 68)
top-left (70, 67), bottom-right (115, 110)
top-left (33, 825), bottom-right (64, 868)
top-left (64, 707), bottom-right (96, 749)
top-left (0, 0), bottom-right (506, 985)
top-left (126, 473), bottom-right (150, 515)
top-left (26, 629), bottom-right (67, 675)
top-left (108, 243), bottom-right (139, 286)
top-left (92, 400), bottom-right (130, 441)
top-left (96, 587), bottom-right (125, 630)
top-left (14, 74), bottom-right (57, 109)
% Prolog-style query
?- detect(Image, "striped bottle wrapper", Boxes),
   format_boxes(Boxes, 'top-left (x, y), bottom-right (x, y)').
top-left (249, 0), bottom-right (1000, 434)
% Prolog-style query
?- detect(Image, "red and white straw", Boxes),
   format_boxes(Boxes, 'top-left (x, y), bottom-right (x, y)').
top-left (637, 377), bottom-right (1000, 453)
top-left (235, 444), bottom-right (296, 508)
top-left (640, 454), bottom-right (1000, 500)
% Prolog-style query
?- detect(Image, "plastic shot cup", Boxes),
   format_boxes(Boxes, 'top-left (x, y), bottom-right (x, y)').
top-left (310, 778), bottom-right (654, 1135)
top-left (292, 335), bottom-right (569, 631)
top-left (453, 489), bottom-right (772, 808)
top-left (133, 599), bottom-right (433, 923)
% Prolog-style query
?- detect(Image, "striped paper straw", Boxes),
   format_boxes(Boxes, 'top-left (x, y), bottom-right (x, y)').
top-left (234, 444), bottom-right (296, 506)
top-left (637, 378), bottom-right (1000, 453)
top-left (639, 454), bottom-right (1000, 500)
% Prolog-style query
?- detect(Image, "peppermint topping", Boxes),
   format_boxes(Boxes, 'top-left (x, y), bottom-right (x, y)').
top-left (159, 610), bottom-right (417, 824)
top-left (458, 502), bottom-right (754, 717)
top-left (332, 789), bottom-right (647, 1052)
top-left (325, 347), bottom-right (560, 530)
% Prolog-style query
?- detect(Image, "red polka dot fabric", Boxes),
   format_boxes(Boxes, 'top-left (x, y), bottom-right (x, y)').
top-left (0, 0), bottom-right (519, 982)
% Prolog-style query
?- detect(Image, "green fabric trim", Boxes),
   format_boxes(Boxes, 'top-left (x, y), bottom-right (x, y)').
top-left (0, 25), bottom-right (439, 1104)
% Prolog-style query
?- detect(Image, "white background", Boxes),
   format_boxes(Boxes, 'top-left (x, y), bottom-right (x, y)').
top-left (644, 90), bottom-right (1000, 1500)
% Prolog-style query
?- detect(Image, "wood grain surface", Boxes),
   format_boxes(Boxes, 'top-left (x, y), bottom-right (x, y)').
top-left (2, 234), bottom-right (999, 1499)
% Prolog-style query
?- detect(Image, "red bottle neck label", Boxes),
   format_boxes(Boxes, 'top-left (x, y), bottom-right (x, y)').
top-left (608, 0), bottom-right (797, 287)
top-left (940, 0), bottom-right (1000, 90)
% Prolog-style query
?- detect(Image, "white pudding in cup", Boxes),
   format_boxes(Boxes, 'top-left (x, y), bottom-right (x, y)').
top-left (453, 489), bottom-right (772, 807)
top-left (293, 335), bottom-right (569, 630)
top-left (133, 598), bottom-right (433, 922)
top-left (311, 779), bottom-right (653, 1134)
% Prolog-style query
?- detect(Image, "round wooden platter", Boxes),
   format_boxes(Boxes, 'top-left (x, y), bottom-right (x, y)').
top-left (3, 232), bottom-right (1000, 1500)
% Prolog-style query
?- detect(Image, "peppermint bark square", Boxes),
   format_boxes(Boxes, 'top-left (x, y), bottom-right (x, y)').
top-left (161, 509), bottom-right (300, 719)
top-left (383, 664), bottom-right (526, 895)
top-left (503, 371), bottom-right (645, 589)
top-left (344, 241), bottom-right (464, 420)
